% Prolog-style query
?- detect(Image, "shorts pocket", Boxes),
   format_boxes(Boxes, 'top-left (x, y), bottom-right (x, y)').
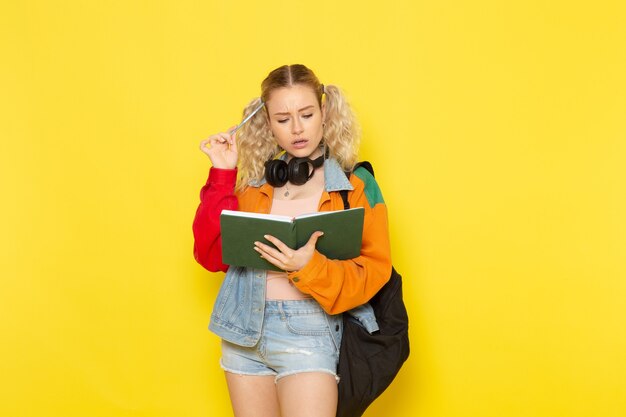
top-left (285, 311), bottom-right (331, 336)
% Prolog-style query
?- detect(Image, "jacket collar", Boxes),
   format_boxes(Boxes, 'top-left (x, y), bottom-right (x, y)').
top-left (249, 156), bottom-right (354, 192)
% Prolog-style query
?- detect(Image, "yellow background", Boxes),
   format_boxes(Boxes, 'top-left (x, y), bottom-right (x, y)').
top-left (1, 1), bottom-right (625, 416)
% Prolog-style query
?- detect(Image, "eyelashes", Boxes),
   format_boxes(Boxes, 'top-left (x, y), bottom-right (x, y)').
top-left (277, 114), bottom-right (314, 124)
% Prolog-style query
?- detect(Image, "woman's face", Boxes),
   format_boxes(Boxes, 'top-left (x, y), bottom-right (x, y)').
top-left (265, 84), bottom-right (325, 159)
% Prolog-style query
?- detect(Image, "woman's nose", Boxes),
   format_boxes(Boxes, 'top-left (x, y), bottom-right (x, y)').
top-left (291, 118), bottom-right (303, 135)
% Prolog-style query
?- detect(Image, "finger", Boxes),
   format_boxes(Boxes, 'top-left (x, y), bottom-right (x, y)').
top-left (262, 235), bottom-right (293, 254)
top-left (229, 132), bottom-right (238, 153)
top-left (216, 132), bottom-right (232, 144)
top-left (254, 246), bottom-right (285, 270)
top-left (304, 231), bottom-right (324, 249)
top-left (254, 240), bottom-right (288, 262)
top-left (208, 135), bottom-right (228, 147)
top-left (199, 139), bottom-right (213, 155)
top-left (216, 133), bottom-right (236, 150)
top-left (222, 129), bottom-right (237, 148)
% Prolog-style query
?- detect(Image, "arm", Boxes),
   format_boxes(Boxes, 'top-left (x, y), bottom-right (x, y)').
top-left (193, 127), bottom-right (240, 272)
top-left (192, 167), bottom-right (239, 272)
top-left (287, 169), bottom-right (393, 314)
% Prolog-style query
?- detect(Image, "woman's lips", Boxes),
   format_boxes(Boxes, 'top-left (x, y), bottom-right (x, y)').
top-left (291, 139), bottom-right (309, 149)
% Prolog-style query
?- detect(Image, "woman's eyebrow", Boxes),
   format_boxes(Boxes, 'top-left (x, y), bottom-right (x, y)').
top-left (273, 105), bottom-right (315, 116)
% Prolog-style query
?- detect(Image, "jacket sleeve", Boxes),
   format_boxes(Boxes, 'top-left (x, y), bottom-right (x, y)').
top-left (287, 169), bottom-right (393, 314)
top-left (192, 167), bottom-right (239, 272)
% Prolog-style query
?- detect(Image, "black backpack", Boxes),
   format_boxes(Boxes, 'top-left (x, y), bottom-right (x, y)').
top-left (337, 162), bottom-right (410, 417)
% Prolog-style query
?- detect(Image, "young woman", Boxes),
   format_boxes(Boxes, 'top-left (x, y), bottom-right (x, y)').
top-left (193, 64), bottom-right (392, 417)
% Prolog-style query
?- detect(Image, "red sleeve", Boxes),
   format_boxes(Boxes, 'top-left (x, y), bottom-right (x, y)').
top-left (192, 167), bottom-right (239, 272)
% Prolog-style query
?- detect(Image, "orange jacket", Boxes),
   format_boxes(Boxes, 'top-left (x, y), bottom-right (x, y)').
top-left (192, 158), bottom-right (392, 314)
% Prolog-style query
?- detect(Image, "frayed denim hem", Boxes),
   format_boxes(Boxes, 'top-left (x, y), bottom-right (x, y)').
top-left (220, 359), bottom-right (276, 378)
top-left (275, 368), bottom-right (340, 384)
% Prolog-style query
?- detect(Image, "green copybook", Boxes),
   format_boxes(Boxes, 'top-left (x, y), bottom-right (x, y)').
top-left (220, 207), bottom-right (365, 271)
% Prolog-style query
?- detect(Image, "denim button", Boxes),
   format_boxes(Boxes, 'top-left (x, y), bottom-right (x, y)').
top-left (292, 277), bottom-right (300, 283)
top-left (335, 324), bottom-right (340, 331)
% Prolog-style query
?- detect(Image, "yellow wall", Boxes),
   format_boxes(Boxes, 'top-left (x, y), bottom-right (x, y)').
top-left (1, 1), bottom-right (625, 416)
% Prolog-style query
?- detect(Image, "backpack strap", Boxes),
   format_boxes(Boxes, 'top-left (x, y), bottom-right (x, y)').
top-left (339, 190), bottom-right (350, 210)
top-left (354, 161), bottom-right (375, 178)
top-left (340, 161), bottom-right (375, 210)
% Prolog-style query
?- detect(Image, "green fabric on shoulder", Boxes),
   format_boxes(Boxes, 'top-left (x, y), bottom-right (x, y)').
top-left (354, 166), bottom-right (385, 207)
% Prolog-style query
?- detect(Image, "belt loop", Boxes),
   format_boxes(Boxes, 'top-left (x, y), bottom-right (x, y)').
top-left (277, 301), bottom-right (286, 320)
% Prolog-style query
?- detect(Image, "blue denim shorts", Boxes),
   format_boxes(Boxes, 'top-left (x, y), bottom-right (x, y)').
top-left (220, 299), bottom-right (341, 382)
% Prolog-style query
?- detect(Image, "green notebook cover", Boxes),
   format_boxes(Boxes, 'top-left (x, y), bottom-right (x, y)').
top-left (220, 207), bottom-right (364, 271)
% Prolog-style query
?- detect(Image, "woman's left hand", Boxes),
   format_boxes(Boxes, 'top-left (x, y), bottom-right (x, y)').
top-left (254, 231), bottom-right (324, 272)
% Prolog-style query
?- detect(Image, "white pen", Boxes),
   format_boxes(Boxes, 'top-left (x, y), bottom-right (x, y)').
top-left (229, 101), bottom-right (265, 134)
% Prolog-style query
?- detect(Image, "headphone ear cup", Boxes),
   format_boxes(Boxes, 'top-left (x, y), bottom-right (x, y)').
top-left (264, 159), bottom-right (288, 187)
top-left (287, 158), bottom-right (312, 185)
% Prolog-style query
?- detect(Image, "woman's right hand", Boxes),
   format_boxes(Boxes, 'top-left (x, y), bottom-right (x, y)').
top-left (199, 126), bottom-right (238, 169)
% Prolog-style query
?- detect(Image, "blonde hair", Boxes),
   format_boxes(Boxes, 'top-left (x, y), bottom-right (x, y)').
top-left (236, 64), bottom-right (360, 190)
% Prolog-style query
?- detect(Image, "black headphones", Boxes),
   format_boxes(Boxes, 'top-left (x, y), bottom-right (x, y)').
top-left (264, 154), bottom-right (325, 187)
